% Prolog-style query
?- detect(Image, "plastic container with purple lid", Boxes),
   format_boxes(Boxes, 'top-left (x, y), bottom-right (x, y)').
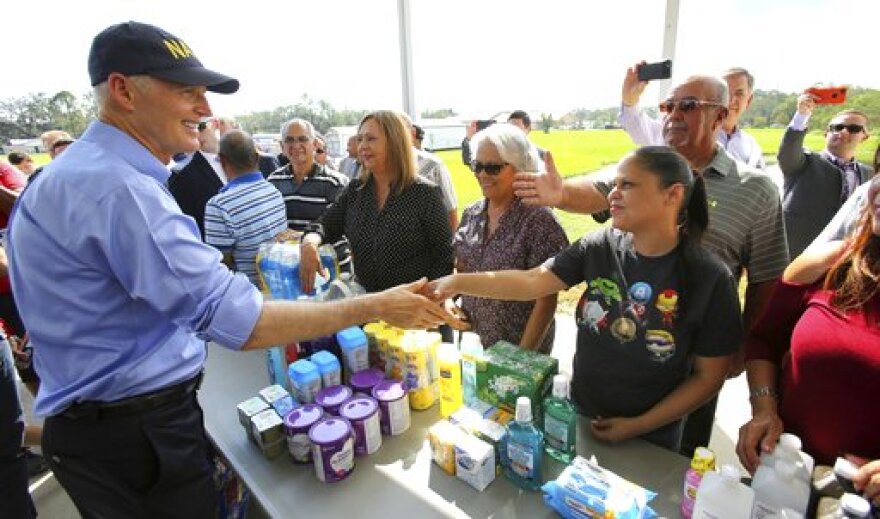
top-left (309, 417), bottom-right (355, 483)
top-left (371, 380), bottom-right (411, 436)
top-left (350, 368), bottom-right (385, 396)
top-left (283, 404), bottom-right (325, 463)
top-left (314, 385), bottom-right (353, 416)
top-left (339, 396), bottom-right (382, 456)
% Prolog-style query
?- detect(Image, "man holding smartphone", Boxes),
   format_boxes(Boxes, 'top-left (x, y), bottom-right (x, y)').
top-left (778, 94), bottom-right (872, 258)
top-left (620, 63), bottom-right (765, 169)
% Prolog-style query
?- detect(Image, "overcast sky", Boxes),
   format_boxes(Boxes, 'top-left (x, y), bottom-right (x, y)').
top-left (4, 0), bottom-right (877, 120)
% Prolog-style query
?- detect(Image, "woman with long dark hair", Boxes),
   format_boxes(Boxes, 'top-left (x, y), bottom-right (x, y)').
top-left (429, 146), bottom-right (741, 451)
top-left (738, 175), bottom-right (880, 501)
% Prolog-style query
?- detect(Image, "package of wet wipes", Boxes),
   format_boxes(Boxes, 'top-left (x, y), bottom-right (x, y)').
top-left (541, 455), bottom-right (657, 519)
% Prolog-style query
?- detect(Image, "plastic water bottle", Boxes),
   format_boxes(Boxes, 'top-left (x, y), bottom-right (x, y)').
top-left (759, 433), bottom-right (813, 483)
top-left (266, 345), bottom-right (290, 391)
top-left (692, 464), bottom-right (754, 519)
top-left (263, 244), bottom-right (285, 299)
top-left (682, 447), bottom-right (716, 518)
top-left (278, 244), bottom-right (300, 300)
top-left (501, 396), bottom-right (543, 491)
top-left (460, 332), bottom-right (483, 406)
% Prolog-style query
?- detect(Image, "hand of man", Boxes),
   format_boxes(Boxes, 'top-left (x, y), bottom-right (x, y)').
top-left (736, 410), bottom-right (785, 474)
top-left (622, 61), bottom-right (649, 107)
top-left (796, 93), bottom-right (817, 116)
top-left (376, 278), bottom-right (462, 330)
top-left (513, 150), bottom-right (564, 208)
top-left (424, 275), bottom-right (458, 303)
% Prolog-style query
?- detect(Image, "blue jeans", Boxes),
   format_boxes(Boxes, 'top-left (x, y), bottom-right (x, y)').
top-left (0, 334), bottom-right (36, 518)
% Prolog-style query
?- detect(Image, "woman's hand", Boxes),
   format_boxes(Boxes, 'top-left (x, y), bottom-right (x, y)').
top-left (736, 409), bottom-right (785, 474)
top-left (443, 299), bottom-right (471, 331)
top-left (298, 241), bottom-right (325, 294)
top-left (590, 416), bottom-right (643, 444)
top-left (424, 275), bottom-right (459, 303)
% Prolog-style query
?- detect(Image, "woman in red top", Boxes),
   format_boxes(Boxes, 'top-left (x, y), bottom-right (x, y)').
top-left (738, 175), bottom-right (880, 505)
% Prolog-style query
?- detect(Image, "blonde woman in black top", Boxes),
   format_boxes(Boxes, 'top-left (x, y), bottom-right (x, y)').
top-left (300, 111), bottom-right (454, 293)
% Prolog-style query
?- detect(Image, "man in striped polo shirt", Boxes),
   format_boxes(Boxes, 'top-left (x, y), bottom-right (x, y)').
top-left (205, 130), bottom-right (288, 286)
top-left (513, 75), bottom-right (789, 456)
top-left (268, 118), bottom-right (351, 272)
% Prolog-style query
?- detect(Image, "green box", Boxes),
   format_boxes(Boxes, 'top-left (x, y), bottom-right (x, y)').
top-left (475, 341), bottom-right (558, 419)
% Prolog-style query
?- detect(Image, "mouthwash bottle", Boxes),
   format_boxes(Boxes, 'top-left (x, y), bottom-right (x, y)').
top-left (543, 374), bottom-right (577, 463)
top-left (501, 396), bottom-right (544, 491)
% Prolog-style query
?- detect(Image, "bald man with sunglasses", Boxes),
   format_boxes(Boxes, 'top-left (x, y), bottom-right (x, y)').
top-left (778, 96), bottom-right (873, 259)
top-left (513, 75), bottom-right (789, 457)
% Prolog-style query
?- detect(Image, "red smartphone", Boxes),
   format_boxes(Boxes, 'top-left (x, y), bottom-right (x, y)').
top-left (805, 86), bottom-right (848, 105)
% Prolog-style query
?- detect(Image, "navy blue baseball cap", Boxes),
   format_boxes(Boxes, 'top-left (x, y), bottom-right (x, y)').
top-left (88, 21), bottom-right (239, 94)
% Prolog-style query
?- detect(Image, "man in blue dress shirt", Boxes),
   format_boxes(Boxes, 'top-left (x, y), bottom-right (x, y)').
top-left (6, 21), bottom-right (452, 517)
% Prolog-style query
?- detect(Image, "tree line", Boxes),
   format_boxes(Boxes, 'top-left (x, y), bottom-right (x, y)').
top-left (2, 88), bottom-right (879, 145)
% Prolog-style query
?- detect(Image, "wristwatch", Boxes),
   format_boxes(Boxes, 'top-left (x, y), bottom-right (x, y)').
top-left (749, 386), bottom-right (778, 399)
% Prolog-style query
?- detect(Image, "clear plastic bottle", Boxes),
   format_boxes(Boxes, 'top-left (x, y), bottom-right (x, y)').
top-left (501, 396), bottom-right (544, 491)
top-left (751, 459), bottom-right (810, 518)
top-left (459, 332), bottom-right (483, 406)
top-left (759, 433), bottom-right (813, 483)
top-left (437, 342), bottom-right (463, 417)
top-left (543, 374), bottom-right (577, 464)
top-left (681, 446), bottom-right (716, 519)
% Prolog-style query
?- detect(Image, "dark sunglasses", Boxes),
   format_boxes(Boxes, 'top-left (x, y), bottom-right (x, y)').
top-left (316, 149), bottom-right (326, 154)
top-left (283, 135), bottom-right (312, 145)
top-left (828, 123), bottom-right (865, 134)
top-left (471, 161), bottom-right (508, 175)
top-left (659, 97), bottom-right (725, 114)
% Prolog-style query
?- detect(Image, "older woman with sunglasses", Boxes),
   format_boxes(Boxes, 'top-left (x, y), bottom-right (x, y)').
top-left (737, 175), bottom-right (880, 504)
top-left (430, 146), bottom-right (741, 451)
top-left (454, 124), bottom-right (568, 352)
top-left (298, 111), bottom-right (453, 294)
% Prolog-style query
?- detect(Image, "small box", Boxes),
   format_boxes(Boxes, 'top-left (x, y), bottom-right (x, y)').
top-left (476, 341), bottom-right (557, 419)
top-left (259, 384), bottom-right (290, 405)
top-left (237, 397), bottom-right (270, 441)
top-left (455, 434), bottom-right (496, 491)
top-left (251, 409), bottom-right (284, 448)
top-left (428, 420), bottom-right (467, 475)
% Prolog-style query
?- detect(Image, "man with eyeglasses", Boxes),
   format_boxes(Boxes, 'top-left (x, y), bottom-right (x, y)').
top-left (778, 95), bottom-right (873, 259)
top-left (268, 118), bottom-right (351, 272)
top-left (514, 75), bottom-right (788, 457)
top-left (167, 118), bottom-right (226, 238)
top-left (620, 64), bottom-right (765, 169)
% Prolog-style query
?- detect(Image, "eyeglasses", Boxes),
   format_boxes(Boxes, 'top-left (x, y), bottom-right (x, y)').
top-left (284, 135), bottom-right (311, 145)
top-left (316, 149), bottom-right (326, 154)
top-left (659, 97), bottom-right (725, 114)
top-left (471, 161), bottom-right (508, 175)
top-left (828, 123), bottom-right (865, 134)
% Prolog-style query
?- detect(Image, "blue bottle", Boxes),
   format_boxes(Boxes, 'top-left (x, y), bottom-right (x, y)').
top-left (266, 345), bottom-right (290, 391)
top-left (501, 396), bottom-right (544, 491)
top-left (263, 244), bottom-right (285, 300)
top-left (278, 244), bottom-right (300, 300)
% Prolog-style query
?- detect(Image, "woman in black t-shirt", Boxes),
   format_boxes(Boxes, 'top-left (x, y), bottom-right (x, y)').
top-left (429, 146), bottom-right (741, 451)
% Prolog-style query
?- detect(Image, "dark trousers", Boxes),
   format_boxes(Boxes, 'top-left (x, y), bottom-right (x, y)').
top-left (43, 389), bottom-right (216, 519)
top-left (679, 395), bottom-right (718, 458)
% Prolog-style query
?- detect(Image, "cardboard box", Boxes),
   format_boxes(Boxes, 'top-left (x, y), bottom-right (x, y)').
top-left (455, 434), bottom-right (496, 491)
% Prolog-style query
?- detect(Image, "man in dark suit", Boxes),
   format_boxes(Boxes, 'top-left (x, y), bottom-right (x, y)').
top-left (167, 119), bottom-right (224, 238)
top-left (779, 96), bottom-right (873, 259)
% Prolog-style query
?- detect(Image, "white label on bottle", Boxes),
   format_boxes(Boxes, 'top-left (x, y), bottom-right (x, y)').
top-left (388, 398), bottom-right (411, 435)
top-left (544, 413), bottom-right (569, 450)
top-left (330, 438), bottom-right (354, 474)
top-left (312, 443), bottom-right (325, 482)
top-left (507, 440), bottom-right (534, 478)
top-left (363, 414), bottom-right (382, 454)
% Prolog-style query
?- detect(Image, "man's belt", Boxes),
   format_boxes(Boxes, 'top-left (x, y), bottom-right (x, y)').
top-left (59, 371), bottom-right (203, 420)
